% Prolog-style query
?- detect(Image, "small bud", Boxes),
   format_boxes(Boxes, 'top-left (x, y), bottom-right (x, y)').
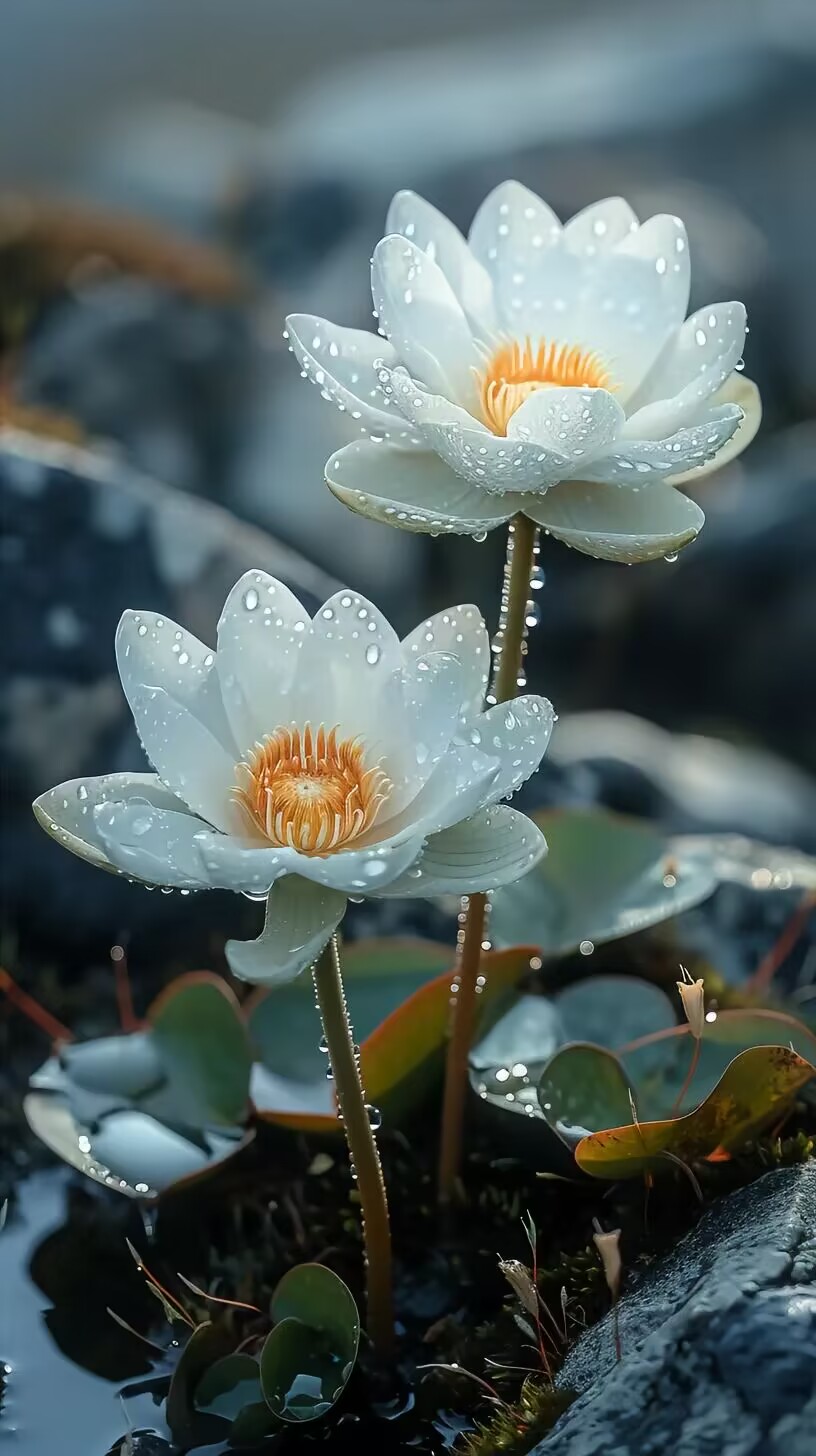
top-left (498, 1257), bottom-right (539, 1317)
top-left (677, 965), bottom-right (705, 1040)
top-left (592, 1220), bottom-right (622, 1302)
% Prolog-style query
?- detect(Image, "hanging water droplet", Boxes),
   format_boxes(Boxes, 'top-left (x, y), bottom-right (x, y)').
top-left (318, 1034), bottom-right (329, 1054)
top-left (365, 1104), bottom-right (382, 1131)
top-left (664, 551), bottom-right (679, 563)
top-left (472, 530), bottom-right (488, 543)
top-left (579, 939), bottom-right (595, 956)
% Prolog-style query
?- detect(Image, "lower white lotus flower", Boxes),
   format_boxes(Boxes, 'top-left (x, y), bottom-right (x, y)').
top-left (33, 572), bottom-right (553, 983)
top-left (286, 182), bottom-right (760, 563)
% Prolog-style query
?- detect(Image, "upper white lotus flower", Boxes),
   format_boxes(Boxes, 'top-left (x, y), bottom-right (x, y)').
top-left (286, 183), bottom-right (760, 563)
top-left (33, 572), bottom-right (553, 983)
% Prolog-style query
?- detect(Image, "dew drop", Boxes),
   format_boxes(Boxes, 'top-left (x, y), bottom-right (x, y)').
top-left (365, 643), bottom-right (381, 666)
top-left (365, 1104), bottom-right (382, 1131)
top-left (243, 588), bottom-right (259, 611)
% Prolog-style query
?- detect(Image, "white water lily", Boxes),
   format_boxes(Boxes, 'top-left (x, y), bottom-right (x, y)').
top-left (286, 182), bottom-right (760, 563)
top-left (34, 572), bottom-right (553, 983)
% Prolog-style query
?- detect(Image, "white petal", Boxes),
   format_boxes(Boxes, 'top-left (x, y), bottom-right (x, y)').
top-left (563, 214), bottom-right (690, 399)
top-left (116, 611), bottom-right (241, 832)
top-left (193, 832), bottom-right (287, 893)
top-left (402, 604), bottom-right (490, 717)
top-left (371, 235), bottom-right (480, 409)
top-left (525, 477), bottom-right (704, 563)
top-left (32, 772), bottom-right (193, 876)
top-left (115, 607), bottom-right (235, 751)
top-left (226, 878), bottom-right (347, 986)
top-left (562, 198), bottom-right (639, 253)
top-left (288, 587), bottom-right (405, 747)
top-left (286, 825), bottom-right (428, 894)
top-left (326, 440), bottom-right (519, 536)
top-left (468, 180), bottom-right (562, 323)
top-left (385, 651), bottom-right (469, 807)
top-left (581, 405), bottom-right (742, 486)
top-left (216, 570), bottom-right (310, 746)
top-left (93, 800), bottom-right (212, 888)
top-left (284, 314), bottom-right (419, 446)
top-left (468, 695), bottom-right (555, 805)
top-left (507, 387), bottom-right (625, 479)
top-left (671, 375), bottom-right (761, 485)
top-left (387, 368), bottom-right (570, 492)
top-left (381, 805), bottom-right (547, 897)
top-left (385, 190), bottom-right (497, 335)
top-left (399, 743), bottom-right (501, 836)
top-left (625, 301), bottom-right (747, 437)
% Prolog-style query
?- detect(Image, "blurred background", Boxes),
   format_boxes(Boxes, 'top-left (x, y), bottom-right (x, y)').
top-left (2, 0), bottom-right (816, 952)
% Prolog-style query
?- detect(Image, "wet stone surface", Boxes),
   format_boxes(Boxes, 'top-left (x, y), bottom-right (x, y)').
top-left (536, 1164), bottom-right (816, 1456)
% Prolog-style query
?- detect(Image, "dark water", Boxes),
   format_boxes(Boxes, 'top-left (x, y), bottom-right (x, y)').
top-left (0, 1169), bottom-right (173, 1456)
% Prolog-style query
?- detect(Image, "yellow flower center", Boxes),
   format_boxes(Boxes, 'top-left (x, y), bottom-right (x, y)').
top-left (476, 336), bottom-right (613, 435)
top-left (234, 724), bottom-right (391, 856)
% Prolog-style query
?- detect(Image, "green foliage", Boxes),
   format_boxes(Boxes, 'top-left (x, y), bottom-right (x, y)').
top-left (166, 1262), bottom-right (359, 1444)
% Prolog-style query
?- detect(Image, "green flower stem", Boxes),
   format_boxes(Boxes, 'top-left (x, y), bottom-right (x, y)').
top-left (312, 933), bottom-right (394, 1356)
top-left (438, 512), bottom-right (539, 1205)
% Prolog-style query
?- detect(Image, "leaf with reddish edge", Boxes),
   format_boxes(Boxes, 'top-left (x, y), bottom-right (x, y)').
top-left (574, 1045), bottom-right (816, 1180)
top-left (248, 939), bottom-right (538, 1134)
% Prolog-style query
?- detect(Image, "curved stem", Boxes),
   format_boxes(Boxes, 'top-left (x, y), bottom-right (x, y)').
top-left (437, 513), bottom-right (539, 1205)
top-left (312, 934), bottom-right (393, 1355)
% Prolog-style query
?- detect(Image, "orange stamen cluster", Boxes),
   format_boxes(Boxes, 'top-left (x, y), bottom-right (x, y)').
top-left (477, 336), bottom-right (613, 435)
top-left (234, 724), bottom-right (391, 856)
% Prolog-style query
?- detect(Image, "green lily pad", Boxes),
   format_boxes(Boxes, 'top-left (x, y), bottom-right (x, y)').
top-left (574, 1045), bottom-right (816, 1179)
top-left (538, 1044), bottom-right (634, 1147)
top-left (490, 807), bottom-right (720, 956)
top-left (249, 939), bottom-right (536, 1133)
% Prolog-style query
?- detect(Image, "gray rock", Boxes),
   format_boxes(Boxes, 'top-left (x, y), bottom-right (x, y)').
top-left (535, 1165), bottom-right (816, 1454)
top-left (0, 428), bottom-right (338, 951)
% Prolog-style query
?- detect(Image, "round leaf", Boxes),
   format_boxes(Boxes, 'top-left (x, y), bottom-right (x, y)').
top-left (260, 1316), bottom-right (353, 1424)
top-left (490, 808), bottom-right (718, 955)
top-left (538, 1043), bottom-right (634, 1147)
top-left (271, 1263), bottom-right (359, 1368)
top-left (149, 973), bottom-right (252, 1126)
